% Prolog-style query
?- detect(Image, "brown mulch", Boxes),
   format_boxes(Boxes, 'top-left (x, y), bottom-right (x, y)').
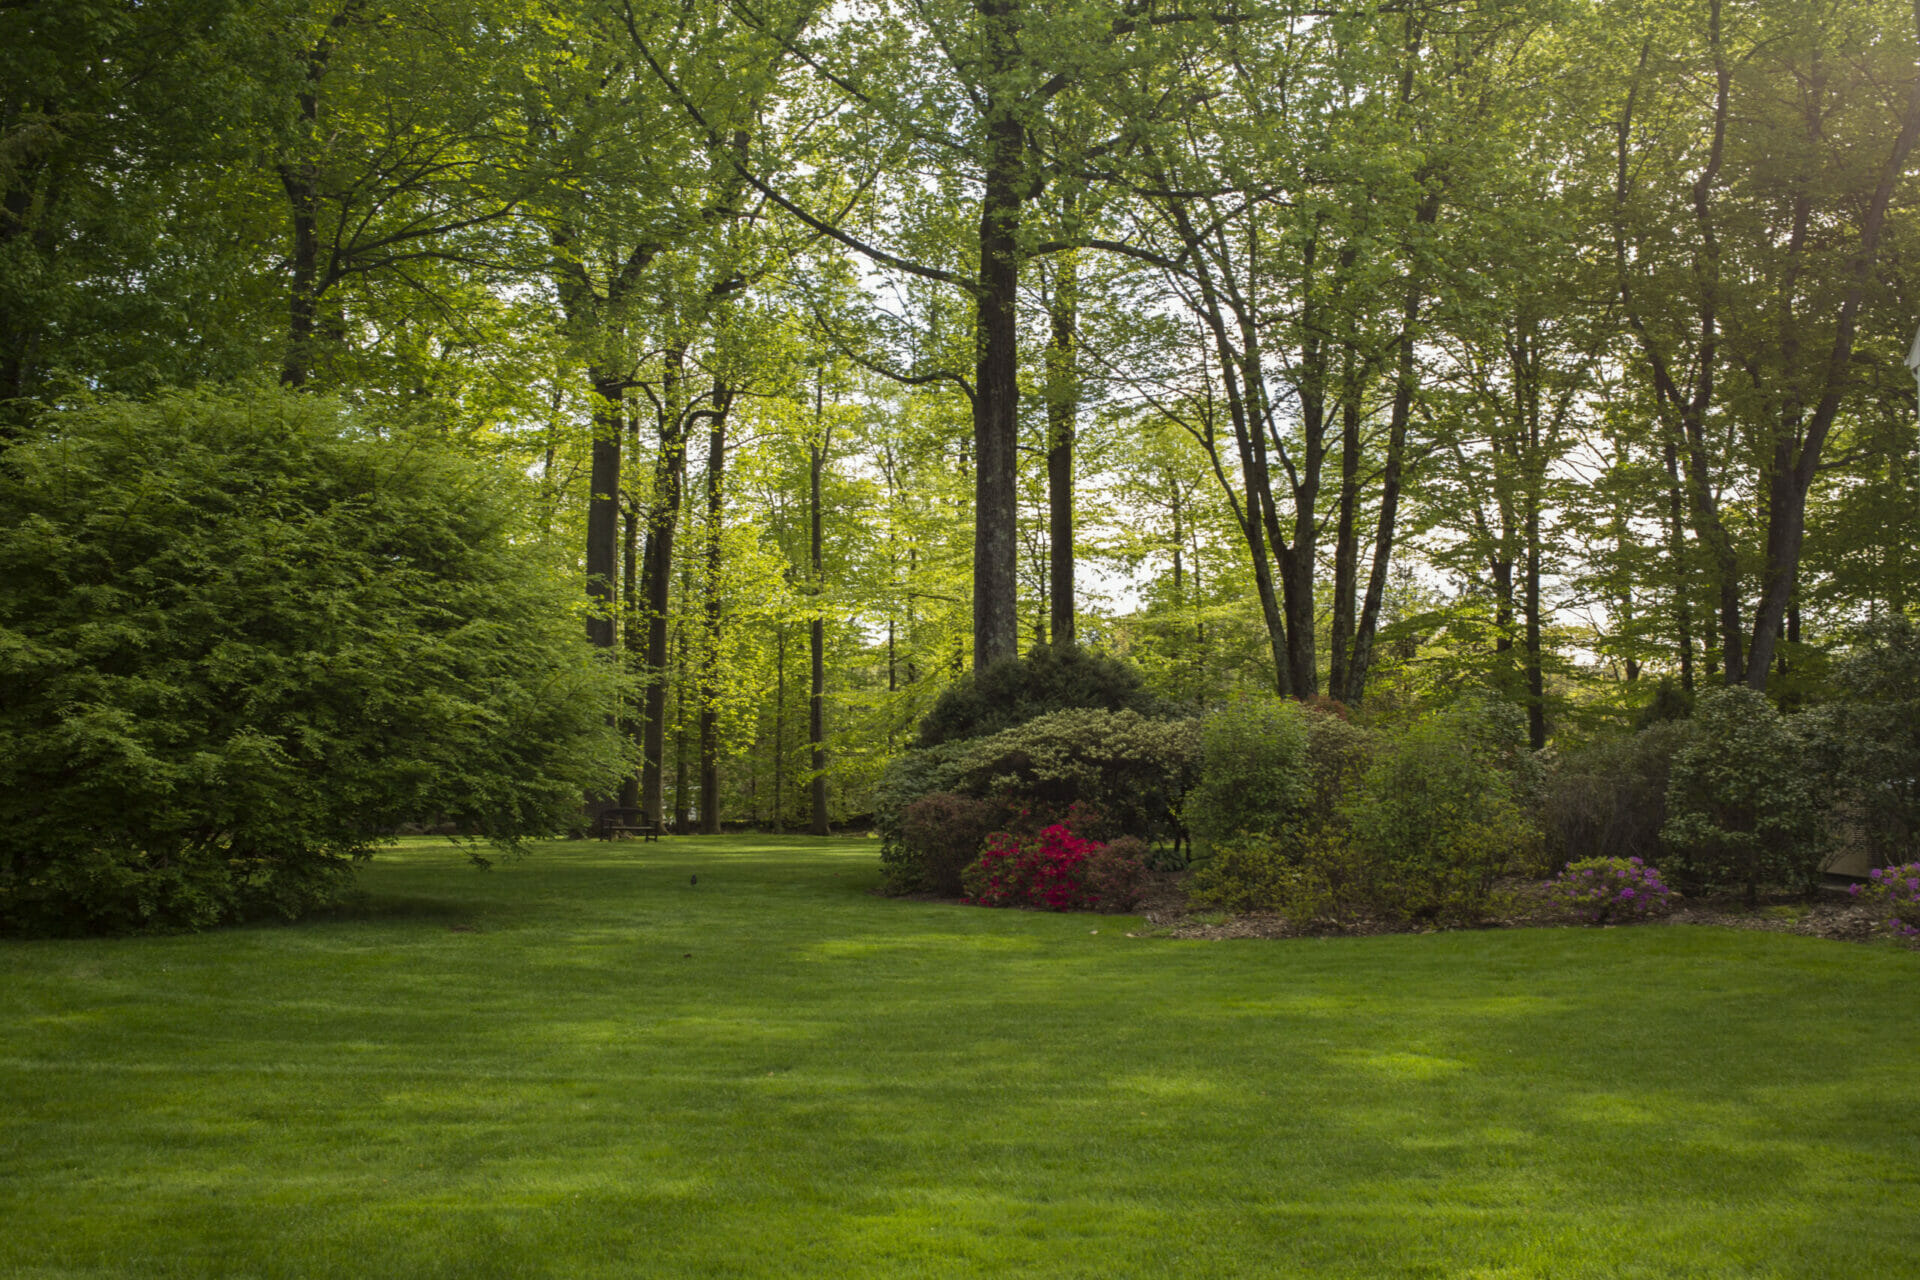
top-left (1129, 872), bottom-right (1905, 945)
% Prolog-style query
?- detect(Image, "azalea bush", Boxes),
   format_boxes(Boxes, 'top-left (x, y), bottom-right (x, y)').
top-left (1849, 862), bottom-right (1920, 939)
top-left (1083, 836), bottom-right (1149, 913)
top-left (1545, 857), bottom-right (1676, 924)
top-left (961, 819), bottom-right (1139, 912)
top-left (874, 708), bottom-right (1202, 894)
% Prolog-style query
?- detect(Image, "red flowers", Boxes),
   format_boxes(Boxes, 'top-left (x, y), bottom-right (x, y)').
top-left (962, 822), bottom-right (1105, 910)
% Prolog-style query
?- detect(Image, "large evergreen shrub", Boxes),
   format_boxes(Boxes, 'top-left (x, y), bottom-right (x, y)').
top-left (0, 386), bottom-right (630, 934)
top-left (1801, 620), bottom-right (1920, 866)
top-left (913, 643), bottom-right (1163, 748)
top-left (1541, 720), bottom-right (1692, 865)
top-left (1661, 686), bottom-right (1823, 905)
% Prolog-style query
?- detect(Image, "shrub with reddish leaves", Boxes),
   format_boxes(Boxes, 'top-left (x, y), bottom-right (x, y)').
top-left (1084, 836), bottom-right (1149, 912)
top-left (962, 820), bottom-right (1111, 911)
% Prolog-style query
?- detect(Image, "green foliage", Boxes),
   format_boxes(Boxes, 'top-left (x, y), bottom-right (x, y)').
top-left (1633, 678), bottom-right (1695, 729)
top-left (1803, 620), bottom-right (1920, 866)
top-left (1541, 720), bottom-right (1692, 865)
top-left (0, 386), bottom-right (629, 935)
top-left (1187, 829), bottom-right (1391, 930)
top-left (1660, 687), bottom-right (1824, 905)
top-left (1345, 699), bottom-right (1542, 921)
top-left (875, 708), bottom-right (1202, 883)
top-left (1185, 695), bottom-right (1310, 855)
top-left (1187, 833), bottom-right (1300, 915)
top-left (912, 643), bottom-right (1162, 748)
top-left (1301, 708), bottom-right (1378, 832)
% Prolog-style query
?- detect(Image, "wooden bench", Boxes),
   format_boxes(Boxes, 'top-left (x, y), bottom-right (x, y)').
top-left (595, 807), bottom-right (659, 842)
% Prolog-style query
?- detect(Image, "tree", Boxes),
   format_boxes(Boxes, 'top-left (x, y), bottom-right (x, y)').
top-left (1600, 0), bottom-right (1920, 688)
top-left (0, 385), bottom-right (629, 934)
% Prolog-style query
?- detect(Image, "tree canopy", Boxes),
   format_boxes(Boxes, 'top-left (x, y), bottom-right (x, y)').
top-left (2, 0), bottom-right (1917, 862)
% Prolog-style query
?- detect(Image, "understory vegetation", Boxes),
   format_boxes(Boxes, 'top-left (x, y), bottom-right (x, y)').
top-left (878, 637), bottom-right (1920, 934)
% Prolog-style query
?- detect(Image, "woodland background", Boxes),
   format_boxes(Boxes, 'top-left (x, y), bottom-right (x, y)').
top-left (5, 0), bottom-right (1918, 834)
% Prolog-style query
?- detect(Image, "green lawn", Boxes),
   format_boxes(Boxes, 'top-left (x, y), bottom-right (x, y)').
top-left (4, 836), bottom-right (1917, 1279)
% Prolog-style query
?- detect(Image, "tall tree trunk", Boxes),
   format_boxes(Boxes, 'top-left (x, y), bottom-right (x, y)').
top-left (971, 0), bottom-right (1024, 671)
top-left (618, 494), bottom-right (641, 809)
top-left (1328, 355), bottom-right (1363, 701)
top-left (672, 601), bottom-right (690, 833)
top-left (1046, 255), bottom-right (1077, 647)
top-left (698, 398), bottom-right (729, 835)
top-left (639, 348), bottom-right (688, 828)
top-left (276, 2), bottom-right (364, 388)
top-left (809, 403), bottom-right (830, 837)
top-left (1663, 442), bottom-right (1695, 693)
top-left (583, 380), bottom-right (623, 655)
top-left (772, 622), bottom-right (786, 834)
top-left (1341, 191), bottom-right (1439, 705)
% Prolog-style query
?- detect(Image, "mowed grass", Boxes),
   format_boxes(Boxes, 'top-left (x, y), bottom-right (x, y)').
top-left (4, 837), bottom-right (1918, 1279)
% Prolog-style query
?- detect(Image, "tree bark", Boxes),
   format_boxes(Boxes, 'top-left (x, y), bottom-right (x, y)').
top-left (1328, 354), bottom-right (1363, 701)
top-left (1046, 255), bottom-right (1077, 647)
top-left (808, 394), bottom-right (831, 837)
top-left (639, 348), bottom-right (689, 829)
top-left (971, 0), bottom-right (1024, 672)
top-left (1340, 189), bottom-right (1438, 706)
top-left (698, 395), bottom-right (729, 834)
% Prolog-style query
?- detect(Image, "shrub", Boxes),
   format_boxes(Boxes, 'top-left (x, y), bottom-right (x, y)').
top-left (1803, 620), bottom-right (1920, 866)
top-left (1187, 833), bottom-right (1299, 914)
top-left (1345, 699), bottom-right (1541, 922)
top-left (1186, 695), bottom-right (1310, 854)
top-left (1541, 720), bottom-right (1692, 864)
top-left (890, 792), bottom-right (1002, 896)
top-left (914, 642), bottom-right (1163, 747)
top-left (0, 386), bottom-right (629, 935)
top-left (1083, 836), bottom-right (1149, 913)
top-left (961, 821), bottom-right (1104, 911)
top-left (1301, 708), bottom-right (1377, 832)
top-left (1545, 857), bottom-right (1676, 925)
top-left (1661, 687), bottom-right (1823, 905)
top-left (1187, 829), bottom-right (1392, 929)
top-left (1848, 862), bottom-right (1920, 939)
top-left (874, 708), bottom-right (1202, 880)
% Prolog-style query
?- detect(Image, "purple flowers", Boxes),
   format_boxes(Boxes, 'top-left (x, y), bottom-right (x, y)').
top-left (1854, 861), bottom-right (1920, 940)
top-left (1547, 856), bottom-right (1674, 925)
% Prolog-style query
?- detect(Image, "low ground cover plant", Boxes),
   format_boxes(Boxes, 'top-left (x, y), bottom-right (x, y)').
top-left (1546, 856), bottom-right (1676, 924)
top-left (1849, 862), bottom-right (1920, 938)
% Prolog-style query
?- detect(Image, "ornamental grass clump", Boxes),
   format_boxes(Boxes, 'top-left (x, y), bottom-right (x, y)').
top-left (1546, 856), bottom-right (1675, 924)
top-left (1848, 862), bottom-right (1920, 939)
